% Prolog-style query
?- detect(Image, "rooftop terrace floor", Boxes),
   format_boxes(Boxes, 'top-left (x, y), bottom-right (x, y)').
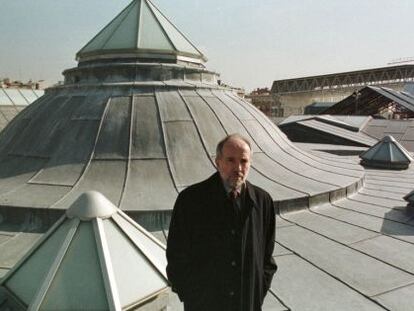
top-left (269, 145), bottom-right (414, 311)
top-left (1, 143), bottom-right (414, 310)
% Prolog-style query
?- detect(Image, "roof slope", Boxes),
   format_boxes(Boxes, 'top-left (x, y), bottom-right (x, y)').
top-left (279, 115), bottom-right (377, 147)
top-left (273, 160), bottom-right (414, 310)
top-left (356, 118), bottom-right (414, 152)
top-left (322, 86), bottom-right (414, 116)
top-left (76, 0), bottom-right (206, 63)
top-left (0, 90), bottom-right (365, 214)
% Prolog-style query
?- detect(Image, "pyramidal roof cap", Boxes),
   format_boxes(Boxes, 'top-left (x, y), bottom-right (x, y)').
top-left (76, 0), bottom-right (207, 64)
top-left (360, 135), bottom-right (413, 169)
top-left (1, 192), bottom-right (168, 310)
top-left (66, 191), bottom-right (117, 220)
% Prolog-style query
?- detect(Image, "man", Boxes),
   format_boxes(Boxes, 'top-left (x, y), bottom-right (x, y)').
top-left (166, 134), bottom-right (277, 311)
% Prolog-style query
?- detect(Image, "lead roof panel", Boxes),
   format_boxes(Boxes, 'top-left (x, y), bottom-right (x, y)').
top-left (120, 159), bottom-right (177, 211)
top-left (94, 96), bottom-right (131, 159)
top-left (53, 160), bottom-right (127, 209)
top-left (163, 121), bottom-right (214, 187)
top-left (131, 95), bottom-right (165, 159)
top-left (184, 95), bottom-right (227, 155)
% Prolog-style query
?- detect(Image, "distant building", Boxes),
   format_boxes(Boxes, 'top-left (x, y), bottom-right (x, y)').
top-left (233, 87), bottom-right (246, 99)
top-left (271, 64), bottom-right (414, 117)
top-left (217, 80), bottom-right (245, 98)
top-left (246, 87), bottom-right (281, 117)
top-left (1, 78), bottom-right (45, 90)
top-left (323, 85), bottom-right (414, 119)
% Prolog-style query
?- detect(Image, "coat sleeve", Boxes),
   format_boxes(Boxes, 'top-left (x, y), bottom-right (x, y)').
top-left (166, 192), bottom-right (192, 301)
top-left (262, 194), bottom-right (277, 301)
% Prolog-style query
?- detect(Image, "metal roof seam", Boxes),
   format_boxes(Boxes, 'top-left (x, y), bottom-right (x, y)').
top-left (116, 96), bottom-right (134, 209)
top-left (49, 96), bottom-right (112, 209)
top-left (180, 89), bottom-right (216, 166)
top-left (224, 95), bottom-right (362, 182)
top-left (154, 89), bottom-right (180, 194)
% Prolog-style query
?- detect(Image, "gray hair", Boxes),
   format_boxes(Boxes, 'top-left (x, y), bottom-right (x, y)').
top-left (215, 134), bottom-right (252, 158)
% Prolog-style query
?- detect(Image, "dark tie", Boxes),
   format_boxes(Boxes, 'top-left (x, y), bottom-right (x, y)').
top-left (229, 189), bottom-right (241, 215)
top-left (229, 189), bottom-right (240, 200)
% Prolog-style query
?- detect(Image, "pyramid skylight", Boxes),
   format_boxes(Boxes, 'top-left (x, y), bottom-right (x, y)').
top-left (360, 135), bottom-right (413, 169)
top-left (0, 191), bottom-right (168, 310)
top-left (77, 0), bottom-right (206, 64)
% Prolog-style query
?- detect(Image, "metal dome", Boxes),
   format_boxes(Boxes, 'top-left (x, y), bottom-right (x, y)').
top-left (0, 0), bottom-right (364, 232)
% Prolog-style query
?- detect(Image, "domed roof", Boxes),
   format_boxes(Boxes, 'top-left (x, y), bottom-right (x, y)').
top-left (360, 135), bottom-right (413, 169)
top-left (0, 0), bottom-right (364, 231)
top-left (0, 192), bottom-right (168, 310)
top-left (76, 0), bottom-right (206, 64)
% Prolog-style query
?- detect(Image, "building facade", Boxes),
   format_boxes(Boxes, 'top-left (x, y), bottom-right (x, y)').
top-left (245, 87), bottom-right (281, 117)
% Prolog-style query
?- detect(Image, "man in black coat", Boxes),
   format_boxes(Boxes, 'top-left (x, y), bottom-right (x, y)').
top-left (166, 134), bottom-right (277, 311)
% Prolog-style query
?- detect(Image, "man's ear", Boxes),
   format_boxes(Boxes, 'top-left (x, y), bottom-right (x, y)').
top-left (215, 157), bottom-right (219, 168)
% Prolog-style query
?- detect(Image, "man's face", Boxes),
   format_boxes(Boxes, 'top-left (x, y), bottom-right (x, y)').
top-left (215, 138), bottom-right (251, 190)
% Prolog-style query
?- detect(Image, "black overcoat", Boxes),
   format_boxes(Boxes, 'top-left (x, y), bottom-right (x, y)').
top-left (166, 172), bottom-right (277, 311)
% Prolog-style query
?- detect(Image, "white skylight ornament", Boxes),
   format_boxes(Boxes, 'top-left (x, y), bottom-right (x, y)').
top-left (0, 191), bottom-right (168, 311)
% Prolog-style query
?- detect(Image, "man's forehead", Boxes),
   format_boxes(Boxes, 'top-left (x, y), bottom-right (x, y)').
top-left (223, 138), bottom-right (251, 151)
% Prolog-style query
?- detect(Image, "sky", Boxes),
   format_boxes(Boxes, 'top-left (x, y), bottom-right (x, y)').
top-left (2, 0), bottom-right (414, 92)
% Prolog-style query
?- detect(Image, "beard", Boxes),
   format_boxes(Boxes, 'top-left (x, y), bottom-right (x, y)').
top-left (226, 173), bottom-right (245, 190)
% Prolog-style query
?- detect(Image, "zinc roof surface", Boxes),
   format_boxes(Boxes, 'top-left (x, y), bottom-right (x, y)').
top-left (280, 115), bottom-right (378, 147)
top-left (2, 144), bottom-right (414, 310)
top-left (272, 147), bottom-right (414, 311)
top-left (3, 0), bottom-right (414, 309)
top-left (362, 119), bottom-right (414, 152)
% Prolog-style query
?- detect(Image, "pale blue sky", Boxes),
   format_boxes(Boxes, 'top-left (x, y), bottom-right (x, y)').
top-left (1, 0), bottom-right (414, 91)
